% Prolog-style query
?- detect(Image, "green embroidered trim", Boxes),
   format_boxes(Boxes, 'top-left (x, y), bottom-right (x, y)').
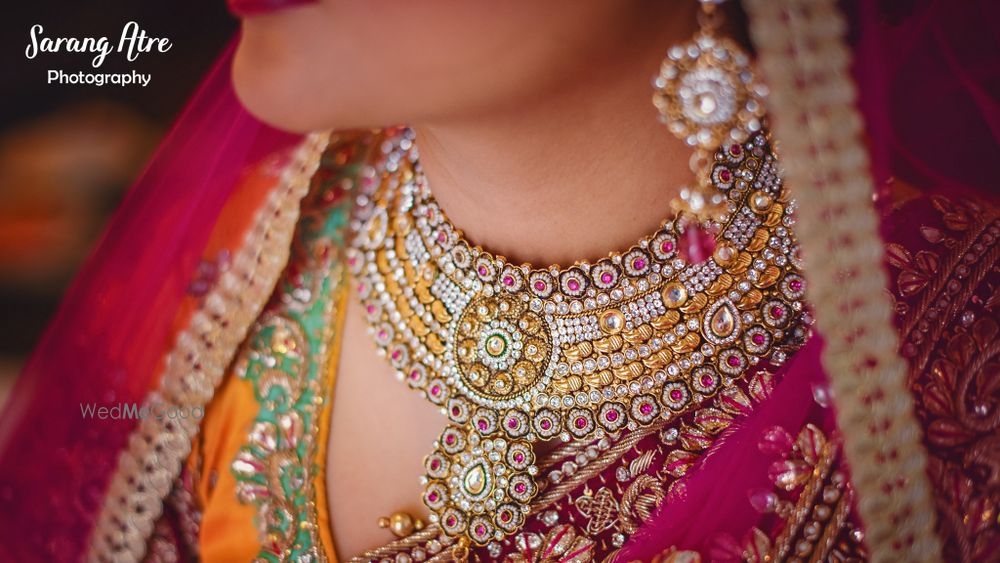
top-left (231, 133), bottom-right (376, 562)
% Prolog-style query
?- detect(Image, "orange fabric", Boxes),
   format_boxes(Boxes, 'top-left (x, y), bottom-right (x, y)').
top-left (315, 284), bottom-right (349, 563)
top-left (169, 163), bottom-right (282, 560)
top-left (192, 373), bottom-right (263, 562)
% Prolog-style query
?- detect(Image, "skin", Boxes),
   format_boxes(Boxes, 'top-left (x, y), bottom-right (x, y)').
top-left (233, 0), bottom-right (709, 556)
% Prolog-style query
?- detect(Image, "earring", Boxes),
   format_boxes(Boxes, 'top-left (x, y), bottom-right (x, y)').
top-left (653, 0), bottom-right (767, 222)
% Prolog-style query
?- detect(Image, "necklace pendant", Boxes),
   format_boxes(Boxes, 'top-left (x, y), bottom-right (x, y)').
top-left (423, 422), bottom-right (538, 545)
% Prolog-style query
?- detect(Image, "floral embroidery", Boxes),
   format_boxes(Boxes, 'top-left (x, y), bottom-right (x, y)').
top-left (230, 134), bottom-right (373, 562)
top-left (506, 525), bottom-right (597, 563)
top-left (889, 195), bottom-right (1000, 561)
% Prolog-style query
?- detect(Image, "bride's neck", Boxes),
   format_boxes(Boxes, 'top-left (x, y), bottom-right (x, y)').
top-left (412, 6), bottom-right (698, 267)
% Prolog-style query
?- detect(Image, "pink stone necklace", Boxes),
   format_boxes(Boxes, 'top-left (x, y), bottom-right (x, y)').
top-left (347, 127), bottom-right (809, 550)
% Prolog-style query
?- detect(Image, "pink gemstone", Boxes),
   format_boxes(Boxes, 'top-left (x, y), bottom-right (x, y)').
top-left (640, 403), bottom-right (653, 415)
top-left (357, 283), bottom-right (366, 293)
top-left (478, 265), bottom-right (488, 276)
top-left (366, 304), bottom-right (376, 314)
top-left (720, 169), bottom-right (732, 182)
top-left (534, 280), bottom-right (546, 291)
top-left (428, 492), bottom-right (439, 502)
top-left (605, 410), bottom-right (619, 422)
top-left (752, 334), bottom-right (766, 345)
top-left (410, 370), bottom-right (420, 380)
top-left (431, 385), bottom-right (441, 396)
top-left (445, 434), bottom-right (455, 445)
top-left (567, 279), bottom-right (580, 292)
top-left (507, 419), bottom-right (518, 429)
top-left (391, 350), bottom-right (402, 361)
top-left (475, 525), bottom-right (486, 536)
top-left (677, 223), bottom-right (715, 263)
top-left (503, 275), bottom-right (515, 286)
top-left (513, 452), bottom-right (525, 463)
top-left (661, 240), bottom-right (674, 253)
top-left (446, 516), bottom-right (456, 527)
top-left (633, 258), bottom-right (646, 270)
top-left (730, 144), bottom-right (742, 156)
top-left (430, 459), bottom-right (441, 470)
top-left (377, 330), bottom-right (387, 340)
top-left (437, 232), bottom-right (446, 243)
top-left (770, 306), bottom-right (784, 319)
top-left (348, 256), bottom-right (357, 266)
top-left (575, 417), bottom-right (588, 429)
top-left (600, 272), bottom-right (614, 284)
top-left (452, 406), bottom-right (461, 416)
top-left (540, 420), bottom-right (552, 430)
top-left (501, 511), bottom-right (512, 522)
top-left (727, 355), bottom-right (742, 367)
top-left (790, 280), bottom-right (803, 291)
top-left (478, 420), bottom-right (488, 431)
top-left (669, 389), bottom-right (683, 401)
top-left (514, 483), bottom-right (526, 494)
top-left (701, 374), bottom-right (714, 387)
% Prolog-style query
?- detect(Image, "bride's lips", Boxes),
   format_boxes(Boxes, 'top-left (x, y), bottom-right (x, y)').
top-left (227, 0), bottom-right (316, 17)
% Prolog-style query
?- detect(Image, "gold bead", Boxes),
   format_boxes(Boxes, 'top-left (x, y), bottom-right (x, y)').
top-left (388, 511), bottom-right (415, 537)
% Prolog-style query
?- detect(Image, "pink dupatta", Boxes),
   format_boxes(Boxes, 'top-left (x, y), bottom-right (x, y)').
top-left (0, 40), bottom-right (302, 561)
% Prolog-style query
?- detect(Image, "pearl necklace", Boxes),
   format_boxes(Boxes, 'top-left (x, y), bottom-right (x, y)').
top-left (346, 127), bottom-right (807, 548)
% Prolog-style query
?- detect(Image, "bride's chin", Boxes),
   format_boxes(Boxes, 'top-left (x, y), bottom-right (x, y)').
top-left (232, 36), bottom-right (322, 133)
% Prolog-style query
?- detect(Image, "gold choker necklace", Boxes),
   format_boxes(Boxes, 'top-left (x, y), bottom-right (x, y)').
top-left (347, 128), bottom-right (807, 548)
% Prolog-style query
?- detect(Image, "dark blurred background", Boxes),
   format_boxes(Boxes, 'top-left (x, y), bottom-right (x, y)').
top-left (0, 2), bottom-right (237, 398)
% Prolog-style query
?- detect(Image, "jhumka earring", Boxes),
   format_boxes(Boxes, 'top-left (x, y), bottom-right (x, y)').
top-left (653, 0), bottom-right (768, 222)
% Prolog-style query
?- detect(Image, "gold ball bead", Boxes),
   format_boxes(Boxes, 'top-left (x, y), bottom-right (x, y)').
top-left (377, 516), bottom-right (390, 529)
top-left (388, 512), bottom-right (415, 537)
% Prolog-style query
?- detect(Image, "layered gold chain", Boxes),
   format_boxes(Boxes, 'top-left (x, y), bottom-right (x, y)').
top-left (347, 128), bottom-right (809, 547)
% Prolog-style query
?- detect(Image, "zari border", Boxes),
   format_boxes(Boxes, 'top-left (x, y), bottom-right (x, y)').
top-left (87, 132), bottom-right (331, 563)
top-left (352, 423), bottom-right (669, 562)
top-left (742, 1), bottom-right (942, 561)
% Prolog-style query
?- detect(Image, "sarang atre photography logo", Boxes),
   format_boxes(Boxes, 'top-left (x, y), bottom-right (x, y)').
top-left (24, 21), bottom-right (172, 87)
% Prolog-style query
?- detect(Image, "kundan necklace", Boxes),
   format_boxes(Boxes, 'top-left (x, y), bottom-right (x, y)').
top-left (346, 127), bottom-right (808, 549)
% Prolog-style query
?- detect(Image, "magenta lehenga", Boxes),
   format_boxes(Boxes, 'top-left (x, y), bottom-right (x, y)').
top-left (0, 1), bottom-right (998, 562)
